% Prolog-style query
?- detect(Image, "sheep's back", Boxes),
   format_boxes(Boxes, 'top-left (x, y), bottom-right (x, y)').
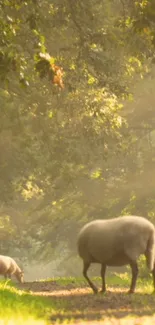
top-left (77, 216), bottom-right (155, 263)
top-left (0, 255), bottom-right (12, 274)
top-left (0, 255), bottom-right (19, 275)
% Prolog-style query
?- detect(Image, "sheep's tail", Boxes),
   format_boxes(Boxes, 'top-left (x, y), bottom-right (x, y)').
top-left (146, 230), bottom-right (155, 271)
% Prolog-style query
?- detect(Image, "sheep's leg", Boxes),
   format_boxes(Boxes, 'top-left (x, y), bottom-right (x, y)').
top-left (100, 264), bottom-right (106, 293)
top-left (128, 261), bottom-right (138, 294)
top-left (4, 273), bottom-right (11, 280)
top-left (83, 261), bottom-right (98, 294)
top-left (6, 272), bottom-right (11, 280)
top-left (4, 274), bottom-right (8, 280)
top-left (152, 266), bottom-right (155, 292)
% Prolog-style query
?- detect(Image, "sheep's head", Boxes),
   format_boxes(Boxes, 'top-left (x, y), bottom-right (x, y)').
top-left (16, 270), bottom-right (24, 283)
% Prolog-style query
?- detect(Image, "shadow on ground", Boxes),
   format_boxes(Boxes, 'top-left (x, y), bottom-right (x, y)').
top-left (17, 281), bottom-right (155, 323)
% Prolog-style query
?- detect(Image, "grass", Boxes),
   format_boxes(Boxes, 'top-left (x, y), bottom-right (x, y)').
top-left (43, 272), bottom-right (154, 292)
top-left (0, 273), bottom-right (155, 324)
top-left (0, 281), bottom-right (53, 325)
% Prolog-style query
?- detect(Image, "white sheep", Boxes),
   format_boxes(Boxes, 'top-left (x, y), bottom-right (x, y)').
top-left (0, 255), bottom-right (24, 283)
top-left (77, 215), bottom-right (155, 293)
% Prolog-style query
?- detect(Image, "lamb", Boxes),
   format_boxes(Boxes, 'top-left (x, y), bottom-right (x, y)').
top-left (77, 215), bottom-right (155, 294)
top-left (0, 255), bottom-right (24, 283)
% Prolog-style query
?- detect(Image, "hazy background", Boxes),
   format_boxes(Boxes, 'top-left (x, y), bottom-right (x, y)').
top-left (1, 0), bottom-right (155, 281)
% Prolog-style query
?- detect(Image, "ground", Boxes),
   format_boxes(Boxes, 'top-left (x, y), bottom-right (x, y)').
top-left (14, 275), bottom-right (155, 325)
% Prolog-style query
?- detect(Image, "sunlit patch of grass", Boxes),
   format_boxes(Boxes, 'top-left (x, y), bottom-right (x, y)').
top-left (0, 317), bottom-right (46, 325)
top-left (0, 281), bottom-right (54, 324)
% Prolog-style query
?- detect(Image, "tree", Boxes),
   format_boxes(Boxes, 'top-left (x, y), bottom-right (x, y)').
top-left (0, 0), bottom-right (155, 268)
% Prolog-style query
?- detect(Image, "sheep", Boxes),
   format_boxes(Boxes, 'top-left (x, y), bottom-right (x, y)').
top-left (77, 215), bottom-right (155, 294)
top-left (0, 255), bottom-right (24, 283)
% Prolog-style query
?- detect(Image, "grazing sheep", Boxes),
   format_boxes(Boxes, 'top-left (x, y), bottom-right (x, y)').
top-left (0, 255), bottom-right (24, 283)
top-left (77, 216), bottom-right (155, 294)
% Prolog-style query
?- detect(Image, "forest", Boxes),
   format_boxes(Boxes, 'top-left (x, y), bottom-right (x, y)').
top-left (1, 0), bottom-right (155, 324)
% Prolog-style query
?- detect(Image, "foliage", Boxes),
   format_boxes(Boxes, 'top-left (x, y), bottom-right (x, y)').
top-left (1, 0), bottom-right (155, 268)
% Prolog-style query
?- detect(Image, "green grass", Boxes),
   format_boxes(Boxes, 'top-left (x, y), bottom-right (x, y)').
top-left (0, 281), bottom-right (53, 325)
top-left (39, 276), bottom-right (87, 285)
top-left (105, 271), bottom-right (153, 290)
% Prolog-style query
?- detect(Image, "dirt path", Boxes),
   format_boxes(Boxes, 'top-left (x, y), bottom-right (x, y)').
top-left (17, 281), bottom-right (155, 324)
